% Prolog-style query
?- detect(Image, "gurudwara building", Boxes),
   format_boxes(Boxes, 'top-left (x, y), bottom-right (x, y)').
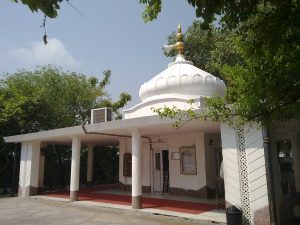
top-left (4, 25), bottom-right (300, 225)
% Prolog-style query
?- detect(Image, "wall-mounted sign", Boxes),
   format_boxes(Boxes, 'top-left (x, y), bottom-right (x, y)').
top-left (180, 146), bottom-right (197, 175)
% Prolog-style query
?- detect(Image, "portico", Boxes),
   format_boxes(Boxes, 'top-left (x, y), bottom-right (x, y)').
top-left (5, 113), bottom-right (220, 209)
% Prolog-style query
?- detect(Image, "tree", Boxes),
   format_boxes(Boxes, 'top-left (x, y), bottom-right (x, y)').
top-left (0, 66), bottom-right (130, 132)
top-left (152, 2), bottom-right (300, 126)
top-left (201, 2), bottom-right (300, 125)
top-left (0, 65), bottom-right (131, 190)
top-left (140, 1), bottom-right (299, 29)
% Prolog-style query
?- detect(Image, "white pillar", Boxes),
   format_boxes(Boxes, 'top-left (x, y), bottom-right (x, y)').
top-left (70, 137), bottom-right (81, 201)
top-left (246, 127), bottom-right (271, 225)
top-left (18, 142), bottom-right (41, 197)
top-left (220, 124), bottom-right (242, 208)
top-left (221, 124), bottom-right (271, 225)
top-left (131, 129), bottom-right (142, 209)
top-left (87, 144), bottom-right (94, 186)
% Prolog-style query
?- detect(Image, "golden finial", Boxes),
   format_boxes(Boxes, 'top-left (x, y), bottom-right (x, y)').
top-left (175, 23), bottom-right (185, 55)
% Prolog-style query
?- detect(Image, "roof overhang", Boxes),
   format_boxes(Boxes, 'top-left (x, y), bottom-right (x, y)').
top-left (4, 115), bottom-right (220, 146)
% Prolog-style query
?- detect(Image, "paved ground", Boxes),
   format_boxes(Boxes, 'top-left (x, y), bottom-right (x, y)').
top-left (0, 197), bottom-right (226, 225)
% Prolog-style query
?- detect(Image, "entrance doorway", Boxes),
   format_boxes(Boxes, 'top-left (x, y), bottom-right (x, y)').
top-left (153, 150), bottom-right (169, 192)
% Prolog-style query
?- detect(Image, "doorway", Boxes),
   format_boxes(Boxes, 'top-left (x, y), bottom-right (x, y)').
top-left (153, 150), bottom-right (169, 192)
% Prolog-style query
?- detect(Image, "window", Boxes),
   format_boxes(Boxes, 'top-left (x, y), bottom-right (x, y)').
top-left (180, 146), bottom-right (197, 175)
top-left (123, 153), bottom-right (132, 177)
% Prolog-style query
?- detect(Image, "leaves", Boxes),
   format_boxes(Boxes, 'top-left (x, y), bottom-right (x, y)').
top-left (160, 3), bottom-right (300, 126)
top-left (0, 66), bottom-right (131, 189)
top-left (12, 0), bottom-right (63, 18)
top-left (139, 0), bottom-right (162, 23)
top-left (0, 65), bottom-right (131, 134)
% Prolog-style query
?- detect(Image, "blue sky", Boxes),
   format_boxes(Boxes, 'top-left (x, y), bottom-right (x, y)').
top-left (0, 0), bottom-right (198, 107)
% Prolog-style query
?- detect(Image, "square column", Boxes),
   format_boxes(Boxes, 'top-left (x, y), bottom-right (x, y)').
top-left (221, 124), bottom-right (271, 225)
top-left (220, 124), bottom-right (242, 208)
top-left (87, 144), bottom-right (94, 186)
top-left (18, 142), bottom-right (41, 197)
top-left (70, 137), bottom-right (81, 201)
top-left (131, 129), bottom-right (142, 209)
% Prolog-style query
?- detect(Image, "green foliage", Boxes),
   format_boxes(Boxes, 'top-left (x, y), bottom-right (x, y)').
top-left (44, 145), bottom-right (72, 189)
top-left (12, 0), bottom-right (63, 18)
top-left (153, 104), bottom-right (198, 128)
top-left (0, 66), bottom-right (131, 189)
top-left (92, 146), bottom-right (119, 185)
top-left (140, 0), bottom-right (299, 29)
top-left (43, 145), bottom-right (119, 189)
top-left (207, 3), bottom-right (300, 125)
top-left (156, 2), bottom-right (300, 127)
top-left (139, 0), bottom-right (162, 23)
top-left (0, 66), bottom-right (131, 134)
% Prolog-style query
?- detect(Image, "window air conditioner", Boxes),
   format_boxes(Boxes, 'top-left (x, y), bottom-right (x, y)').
top-left (90, 107), bottom-right (112, 124)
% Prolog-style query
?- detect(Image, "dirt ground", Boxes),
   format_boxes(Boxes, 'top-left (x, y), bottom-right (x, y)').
top-left (0, 196), bottom-right (226, 225)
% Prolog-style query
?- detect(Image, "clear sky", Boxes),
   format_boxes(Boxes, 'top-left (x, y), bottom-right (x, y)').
top-left (0, 0), bottom-right (198, 107)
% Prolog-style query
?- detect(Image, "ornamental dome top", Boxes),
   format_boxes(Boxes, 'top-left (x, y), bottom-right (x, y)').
top-left (139, 25), bottom-right (226, 103)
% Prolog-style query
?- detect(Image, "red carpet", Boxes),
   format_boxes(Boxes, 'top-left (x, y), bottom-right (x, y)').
top-left (43, 186), bottom-right (217, 215)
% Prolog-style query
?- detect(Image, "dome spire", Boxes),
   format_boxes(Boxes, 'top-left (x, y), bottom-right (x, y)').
top-left (175, 23), bottom-right (185, 55)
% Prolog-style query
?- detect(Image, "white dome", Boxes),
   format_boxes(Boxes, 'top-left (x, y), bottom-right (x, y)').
top-left (139, 55), bottom-right (226, 102)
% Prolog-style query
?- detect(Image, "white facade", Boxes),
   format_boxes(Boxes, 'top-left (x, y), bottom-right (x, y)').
top-left (118, 131), bottom-right (221, 198)
top-left (221, 125), bottom-right (271, 225)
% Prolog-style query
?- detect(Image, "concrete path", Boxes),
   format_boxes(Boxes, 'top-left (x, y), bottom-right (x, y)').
top-left (0, 197), bottom-right (226, 225)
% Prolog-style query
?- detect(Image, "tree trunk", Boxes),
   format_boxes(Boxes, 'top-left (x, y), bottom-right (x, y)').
top-left (262, 126), bottom-right (278, 225)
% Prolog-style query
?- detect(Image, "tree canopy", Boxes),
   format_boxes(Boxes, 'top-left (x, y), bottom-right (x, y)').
top-left (154, 2), bottom-right (300, 126)
top-left (0, 66), bottom-right (130, 134)
top-left (140, 1), bottom-right (300, 29)
top-left (0, 66), bottom-right (131, 190)
top-left (205, 2), bottom-right (300, 125)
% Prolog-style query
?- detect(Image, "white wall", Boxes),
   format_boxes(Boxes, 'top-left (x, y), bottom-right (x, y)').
top-left (19, 141), bottom-right (41, 197)
top-left (123, 97), bottom-right (200, 119)
top-left (118, 131), bottom-right (209, 192)
top-left (221, 124), bottom-right (271, 225)
top-left (244, 127), bottom-right (270, 224)
top-left (220, 124), bottom-right (242, 207)
top-left (119, 138), bottom-right (151, 187)
top-left (166, 132), bottom-right (207, 191)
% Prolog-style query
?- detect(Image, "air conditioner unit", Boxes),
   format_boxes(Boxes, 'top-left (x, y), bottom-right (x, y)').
top-left (91, 107), bottom-right (112, 124)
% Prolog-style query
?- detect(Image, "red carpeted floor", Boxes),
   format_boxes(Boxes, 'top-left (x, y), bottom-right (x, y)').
top-left (43, 185), bottom-right (218, 215)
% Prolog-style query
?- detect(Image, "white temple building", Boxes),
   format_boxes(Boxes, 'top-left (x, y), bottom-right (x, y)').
top-left (4, 25), bottom-right (300, 225)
